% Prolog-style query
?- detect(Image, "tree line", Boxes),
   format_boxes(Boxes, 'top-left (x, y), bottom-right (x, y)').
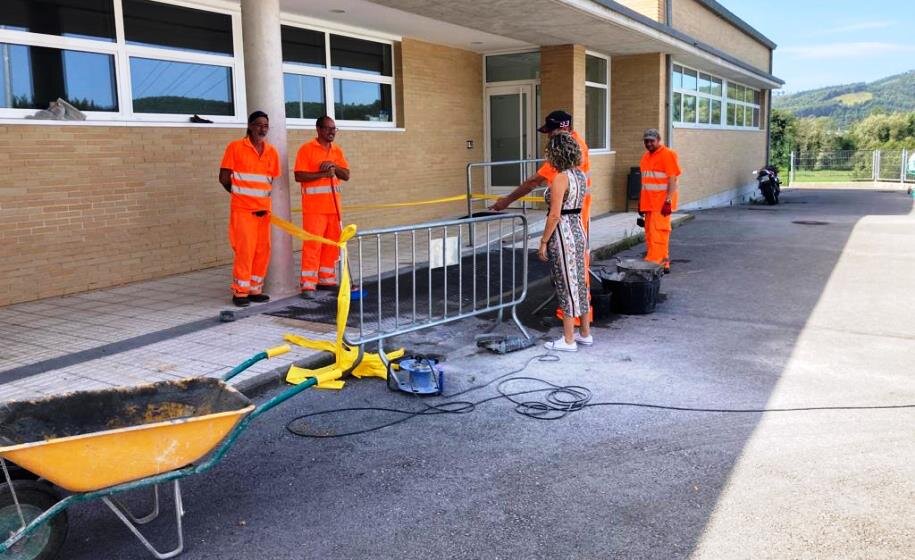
top-left (770, 109), bottom-right (915, 172)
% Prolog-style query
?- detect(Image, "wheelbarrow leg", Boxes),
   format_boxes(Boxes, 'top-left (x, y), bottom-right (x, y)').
top-left (109, 484), bottom-right (160, 524)
top-left (103, 480), bottom-right (185, 560)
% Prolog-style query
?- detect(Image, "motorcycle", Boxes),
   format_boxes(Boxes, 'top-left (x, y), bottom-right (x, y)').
top-left (754, 165), bottom-right (781, 205)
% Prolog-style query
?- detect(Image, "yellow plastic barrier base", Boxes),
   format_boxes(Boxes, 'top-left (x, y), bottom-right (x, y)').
top-left (284, 333), bottom-right (404, 389)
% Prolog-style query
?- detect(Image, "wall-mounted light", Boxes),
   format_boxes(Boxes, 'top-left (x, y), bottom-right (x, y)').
top-left (466, 140), bottom-right (474, 149)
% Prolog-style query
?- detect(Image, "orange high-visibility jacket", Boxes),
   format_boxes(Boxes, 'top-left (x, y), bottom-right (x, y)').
top-left (220, 137), bottom-right (280, 212)
top-left (537, 130), bottom-right (591, 189)
top-left (639, 145), bottom-right (681, 212)
top-left (294, 138), bottom-right (350, 215)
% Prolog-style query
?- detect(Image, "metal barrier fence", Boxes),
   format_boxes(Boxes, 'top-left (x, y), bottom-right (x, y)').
top-left (791, 149), bottom-right (914, 184)
top-left (343, 213), bottom-right (530, 358)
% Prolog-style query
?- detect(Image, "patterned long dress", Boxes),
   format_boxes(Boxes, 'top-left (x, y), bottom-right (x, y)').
top-left (544, 168), bottom-right (589, 317)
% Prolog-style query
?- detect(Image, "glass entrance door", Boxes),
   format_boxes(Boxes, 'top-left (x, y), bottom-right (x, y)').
top-left (485, 84), bottom-right (536, 196)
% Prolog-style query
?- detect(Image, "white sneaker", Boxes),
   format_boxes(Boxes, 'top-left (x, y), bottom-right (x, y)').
top-left (544, 338), bottom-right (578, 352)
top-left (575, 334), bottom-right (594, 346)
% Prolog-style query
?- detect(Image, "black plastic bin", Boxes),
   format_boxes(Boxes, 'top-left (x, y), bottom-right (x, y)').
top-left (596, 260), bottom-right (663, 315)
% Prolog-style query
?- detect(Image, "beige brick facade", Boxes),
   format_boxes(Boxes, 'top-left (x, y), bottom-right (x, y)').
top-left (540, 44), bottom-right (617, 217)
top-left (671, 127), bottom-right (767, 202)
top-left (615, 0), bottom-right (667, 22)
top-left (672, 0), bottom-right (771, 71)
top-left (610, 54), bottom-right (666, 209)
top-left (0, 38), bottom-right (485, 306)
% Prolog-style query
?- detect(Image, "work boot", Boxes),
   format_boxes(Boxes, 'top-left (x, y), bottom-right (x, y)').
top-left (232, 296), bottom-right (250, 307)
top-left (300, 290), bottom-right (316, 300)
top-left (248, 294), bottom-right (270, 303)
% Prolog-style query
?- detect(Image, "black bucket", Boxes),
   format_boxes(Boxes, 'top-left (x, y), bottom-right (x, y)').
top-left (606, 276), bottom-right (660, 315)
top-left (591, 289), bottom-right (613, 320)
top-left (596, 261), bottom-right (663, 315)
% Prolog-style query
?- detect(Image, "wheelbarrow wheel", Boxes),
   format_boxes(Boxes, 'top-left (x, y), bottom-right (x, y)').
top-left (0, 480), bottom-right (68, 560)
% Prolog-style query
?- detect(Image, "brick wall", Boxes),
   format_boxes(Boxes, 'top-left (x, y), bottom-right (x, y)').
top-left (672, 0), bottom-right (771, 71)
top-left (614, 0), bottom-right (665, 22)
top-left (540, 44), bottom-right (617, 217)
top-left (671, 127), bottom-right (767, 202)
top-left (0, 38), bottom-right (484, 305)
top-left (610, 54), bottom-right (666, 209)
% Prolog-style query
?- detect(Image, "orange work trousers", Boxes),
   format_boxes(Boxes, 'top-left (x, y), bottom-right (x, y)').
top-left (556, 193), bottom-right (593, 323)
top-left (300, 212), bottom-right (341, 291)
top-left (229, 208), bottom-right (271, 297)
top-left (644, 210), bottom-right (672, 267)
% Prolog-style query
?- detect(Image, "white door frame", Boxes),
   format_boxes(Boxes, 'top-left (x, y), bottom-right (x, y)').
top-left (484, 83), bottom-right (537, 195)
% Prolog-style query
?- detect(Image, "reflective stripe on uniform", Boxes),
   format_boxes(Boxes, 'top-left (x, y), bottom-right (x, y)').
top-left (302, 185), bottom-right (338, 195)
top-left (251, 275), bottom-right (264, 283)
top-left (234, 172), bottom-right (273, 184)
top-left (301, 281), bottom-right (316, 289)
top-left (641, 183), bottom-right (668, 191)
top-left (301, 270), bottom-right (317, 278)
top-left (318, 266), bottom-right (336, 274)
top-left (234, 278), bottom-right (250, 287)
top-left (232, 185), bottom-right (272, 197)
top-left (642, 170), bottom-right (668, 180)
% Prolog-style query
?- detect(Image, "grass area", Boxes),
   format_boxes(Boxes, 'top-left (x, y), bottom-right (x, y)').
top-left (833, 91), bottom-right (873, 106)
top-left (792, 170), bottom-right (871, 183)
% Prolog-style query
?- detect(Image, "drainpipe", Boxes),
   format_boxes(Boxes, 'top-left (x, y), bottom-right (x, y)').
top-left (665, 55), bottom-right (673, 148)
top-left (765, 49), bottom-right (773, 165)
top-left (664, 2), bottom-right (673, 146)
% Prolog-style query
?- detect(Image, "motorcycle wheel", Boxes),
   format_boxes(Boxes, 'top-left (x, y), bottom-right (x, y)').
top-left (762, 184), bottom-right (777, 205)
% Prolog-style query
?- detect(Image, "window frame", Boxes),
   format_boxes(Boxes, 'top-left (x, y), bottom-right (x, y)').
top-left (584, 50), bottom-right (611, 152)
top-left (0, 0), bottom-right (246, 123)
top-left (281, 22), bottom-right (396, 129)
top-left (671, 61), bottom-right (761, 131)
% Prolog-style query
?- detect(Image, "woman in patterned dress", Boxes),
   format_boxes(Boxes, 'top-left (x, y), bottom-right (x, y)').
top-left (538, 132), bottom-right (592, 352)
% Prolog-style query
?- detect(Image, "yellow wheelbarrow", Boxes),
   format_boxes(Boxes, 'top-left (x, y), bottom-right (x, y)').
top-left (0, 345), bottom-right (330, 559)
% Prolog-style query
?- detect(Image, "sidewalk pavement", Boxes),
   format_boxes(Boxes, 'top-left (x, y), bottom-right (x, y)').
top-left (0, 211), bottom-right (691, 401)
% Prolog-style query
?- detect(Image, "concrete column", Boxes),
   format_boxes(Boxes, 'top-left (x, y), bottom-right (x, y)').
top-left (241, 0), bottom-right (297, 297)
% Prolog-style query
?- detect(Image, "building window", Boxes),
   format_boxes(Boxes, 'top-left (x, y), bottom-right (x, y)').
top-left (0, 0), bottom-right (243, 122)
top-left (0, 43), bottom-right (118, 111)
top-left (282, 25), bottom-right (395, 126)
top-left (123, 0), bottom-right (236, 117)
top-left (672, 63), bottom-right (759, 130)
top-left (485, 52), bottom-right (540, 83)
top-left (585, 53), bottom-right (609, 150)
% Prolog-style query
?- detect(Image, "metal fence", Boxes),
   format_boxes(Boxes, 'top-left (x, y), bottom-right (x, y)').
top-left (343, 213), bottom-right (530, 358)
top-left (790, 149), bottom-right (914, 184)
top-left (466, 157), bottom-right (546, 218)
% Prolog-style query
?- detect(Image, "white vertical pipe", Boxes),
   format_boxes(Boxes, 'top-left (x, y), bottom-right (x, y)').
top-left (240, 0), bottom-right (297, 297)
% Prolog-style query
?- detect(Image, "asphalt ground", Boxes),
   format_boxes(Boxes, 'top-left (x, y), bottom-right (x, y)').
top-left (58, 186), bottom-right (914, 559)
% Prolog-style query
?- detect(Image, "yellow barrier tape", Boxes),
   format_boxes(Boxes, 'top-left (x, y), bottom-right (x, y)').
top-left (288, 192), bottom-right (542, 214)
top-left (269, 215), bottom-right (402, 389)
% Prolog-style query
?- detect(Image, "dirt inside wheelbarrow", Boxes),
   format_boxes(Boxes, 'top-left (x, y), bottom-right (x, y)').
top-left (0, 378), bottom-right (251, 446)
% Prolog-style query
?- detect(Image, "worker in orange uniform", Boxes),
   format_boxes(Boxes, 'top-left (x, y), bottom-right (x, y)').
top-left (490, 110), bottom-right (592, 323)
top-left (219, 111), bottom-right (280, 307)
top-left (639, 128), bottom-right (681, 273)
top-left (294, 116), bottom-right (351, 299)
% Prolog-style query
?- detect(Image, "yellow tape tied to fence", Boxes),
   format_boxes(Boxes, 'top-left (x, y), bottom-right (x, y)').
top-left (269, 215), bottom-right (403, 389)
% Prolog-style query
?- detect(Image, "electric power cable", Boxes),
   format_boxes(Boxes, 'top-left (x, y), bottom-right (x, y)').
top-left (284, 352), bottom-right (915, 439)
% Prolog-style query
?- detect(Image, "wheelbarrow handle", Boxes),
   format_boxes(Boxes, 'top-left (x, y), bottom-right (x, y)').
top-left (222, 345), bottom-right (292, 382)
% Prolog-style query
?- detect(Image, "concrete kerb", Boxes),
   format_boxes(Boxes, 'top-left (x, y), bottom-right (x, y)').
top-left (235, 212), bottom-right (695, 394)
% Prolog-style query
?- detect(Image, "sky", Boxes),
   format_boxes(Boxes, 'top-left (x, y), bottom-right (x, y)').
top-left (722, 0), bottom-right (915, 93)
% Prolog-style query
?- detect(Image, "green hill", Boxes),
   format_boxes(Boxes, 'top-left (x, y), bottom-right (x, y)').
top-left (773, 70), bottom-right (915, 127)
